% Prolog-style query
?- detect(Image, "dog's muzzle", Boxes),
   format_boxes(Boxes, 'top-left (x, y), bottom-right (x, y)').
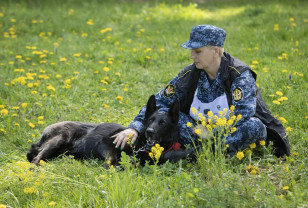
top-left (145, 128), bottom-right (157, 146)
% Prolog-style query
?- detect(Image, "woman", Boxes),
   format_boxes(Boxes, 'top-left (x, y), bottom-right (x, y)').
top-left (112, 25), bottom-right (290, 157)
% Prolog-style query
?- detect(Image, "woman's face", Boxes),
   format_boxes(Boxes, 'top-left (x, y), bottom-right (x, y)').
top-left (190, 45), bottom-right (215, 70)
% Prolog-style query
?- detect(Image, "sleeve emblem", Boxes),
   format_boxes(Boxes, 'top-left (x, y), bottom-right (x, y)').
top-left (163, 84), bottom-right (175, 98)
top-left (232, 88), bottom-right (243, 102)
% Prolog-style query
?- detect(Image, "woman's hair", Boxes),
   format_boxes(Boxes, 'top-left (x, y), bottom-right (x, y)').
top-left (206, 45), bottom-right (224, 57)
top-left (218, 47), bottom-right (224, 57)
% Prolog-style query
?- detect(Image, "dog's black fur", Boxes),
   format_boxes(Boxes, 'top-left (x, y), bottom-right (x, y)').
top-left (27, 95), bottom-right (195, 166)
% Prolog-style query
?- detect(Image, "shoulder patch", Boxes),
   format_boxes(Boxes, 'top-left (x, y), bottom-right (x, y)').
top-left (163, 84), bottom-right (175, 98)
top-left (232, 87), bottom-right (243, 102)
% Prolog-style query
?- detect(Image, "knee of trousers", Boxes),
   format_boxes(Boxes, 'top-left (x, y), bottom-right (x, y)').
top-left (226, 117), bottom-right (267, 152)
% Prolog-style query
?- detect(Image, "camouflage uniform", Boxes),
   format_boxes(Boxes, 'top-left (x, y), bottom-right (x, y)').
top-left (128, 25), bottom-right (289, 157)
top-left (128, 66), bottom-right (267, 155)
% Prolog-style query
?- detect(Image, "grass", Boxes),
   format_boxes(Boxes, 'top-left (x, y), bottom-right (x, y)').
top-left (0, 0), bottom-right (307, 207)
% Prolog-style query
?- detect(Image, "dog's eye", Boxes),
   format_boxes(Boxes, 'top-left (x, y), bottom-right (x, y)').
top-left (159, 120), bottom-right (166, 125)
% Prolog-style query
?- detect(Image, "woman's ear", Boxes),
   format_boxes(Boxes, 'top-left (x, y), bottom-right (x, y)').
top-left (213, 46), bottom-right (220, 56)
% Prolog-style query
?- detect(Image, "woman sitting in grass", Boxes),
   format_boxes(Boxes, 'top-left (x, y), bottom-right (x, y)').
top-left (112, 25), bottom-right (290, 158)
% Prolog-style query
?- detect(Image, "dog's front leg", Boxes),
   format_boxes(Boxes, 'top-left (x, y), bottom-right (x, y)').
top-left (160, 148), bottom-right (196, 163)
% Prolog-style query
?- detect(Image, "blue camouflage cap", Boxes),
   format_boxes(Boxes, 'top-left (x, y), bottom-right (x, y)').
top-left (181, 25), bottom-right (226, 49)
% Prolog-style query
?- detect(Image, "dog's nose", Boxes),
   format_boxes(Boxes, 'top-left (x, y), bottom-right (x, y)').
top-left (145, 128), bottom-right (155, 138)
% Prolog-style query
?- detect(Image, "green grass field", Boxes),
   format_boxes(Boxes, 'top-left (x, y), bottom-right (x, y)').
top-left (0, 0), bottom-right (307, 207)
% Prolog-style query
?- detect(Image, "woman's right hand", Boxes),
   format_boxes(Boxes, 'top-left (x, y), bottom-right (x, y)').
top-left (111, 128), bottom-right (138, 149)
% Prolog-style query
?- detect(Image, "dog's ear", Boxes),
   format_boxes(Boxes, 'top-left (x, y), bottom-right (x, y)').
top-left (168, 98), bottom-right (179, 123)
top-left (144, 95), bottom-right (157, 120)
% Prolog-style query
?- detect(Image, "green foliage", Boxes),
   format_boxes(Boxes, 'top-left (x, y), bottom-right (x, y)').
top-left (0, 0), bottom-right (307, 207)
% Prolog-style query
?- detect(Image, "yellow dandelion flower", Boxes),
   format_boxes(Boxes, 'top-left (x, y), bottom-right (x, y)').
top-left (259, 140), bottom-right (266, 146)
top-left (101, 79), bottom-right (109, 85)
top-left (47, 85), bottom-right (56, 92)
top-left (206, 125), bottom-right (213, 131)
top-left (24, 187), bottom-right (36, 194)
top-left (116, 96), bottom-right (123, 101)
top-left (73, 53), bottom-right (81, 57)
top-left (218, 110), bottom-right (224, 117)
top-left (145, 48), bottom-right (152, 52)
top-left (278, 117), bottom-right (287, 124)
top-left (273, 100), bottom-right (281, 105)
top-left (262, 67), bottom-right (269, 72)
top-left (186, 122), bottom-right (193, 128)
top-left (59, 57), bottom-right (67, 62)
top-left (280, 97), bottom-right (288, 101)
top-left (236, 151), bottom-right (244, 160)
top-left (207, 110), bottom-right (213, 118)
top-left (276, 91), bottom-right (283, 96)
top-left (198, 113), bottom-right (205, 121)
top-left (236, 114), bottom-right (242, 121)
top-left (282, 186), bottom-right (289, 190)
top-left (39, 160), bottom-right (46, 166)
top-left (28, 122), bottom-right (35, 128)
top-left (86, 19), bottom-right (94, 25)
top-left (249, 143), bottom-right (256, 149)
top-left (1, 109), bottom-right (8, 116)
top-left (286, 127), bottom-right (292, 132)
top-left (191, 107), bottom-right (197, 115)
top-left (48, 201), bottom-right (56, 206)
top-left (227, 119), bottom-right (234, 126)
top-left (194, 128), bottom-right (201, 136)
top-left (273, 24), bottom-right (279, 31)
top-left (103, 67), bottom-right (110, 72)
top-left (160, 48), bottom-right (165, 52)
top-left (230, 105), bottom-right (235, 112)
top-left (250, 169), bottom-right (257, 175)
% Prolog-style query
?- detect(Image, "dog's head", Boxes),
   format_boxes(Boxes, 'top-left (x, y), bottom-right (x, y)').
top-left (144, 95), bottom-right (179, 147)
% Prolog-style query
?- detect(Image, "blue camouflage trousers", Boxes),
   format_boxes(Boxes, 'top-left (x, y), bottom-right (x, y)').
top-left (178, 112), bottom-right (267, 156)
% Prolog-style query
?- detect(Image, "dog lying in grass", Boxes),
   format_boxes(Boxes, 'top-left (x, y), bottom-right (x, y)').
top-left (27, 95), bottom-right (195, 166)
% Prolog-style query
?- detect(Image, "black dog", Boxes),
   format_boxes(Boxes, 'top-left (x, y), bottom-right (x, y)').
top-left (27, 95), bottom-right (195, 166)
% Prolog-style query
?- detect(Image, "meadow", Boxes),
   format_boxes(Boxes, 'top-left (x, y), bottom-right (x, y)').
top-left (0, 0), bottom-right (307, 207)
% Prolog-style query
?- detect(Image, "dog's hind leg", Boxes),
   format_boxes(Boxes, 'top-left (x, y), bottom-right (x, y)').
top-left (31, 135), bottom-right (68, 165)
top-left (26, 143), bottom-right (40, 162)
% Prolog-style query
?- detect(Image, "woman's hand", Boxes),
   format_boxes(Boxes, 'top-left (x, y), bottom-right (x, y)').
top-left (111, 128), bottom-right (138, 149)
